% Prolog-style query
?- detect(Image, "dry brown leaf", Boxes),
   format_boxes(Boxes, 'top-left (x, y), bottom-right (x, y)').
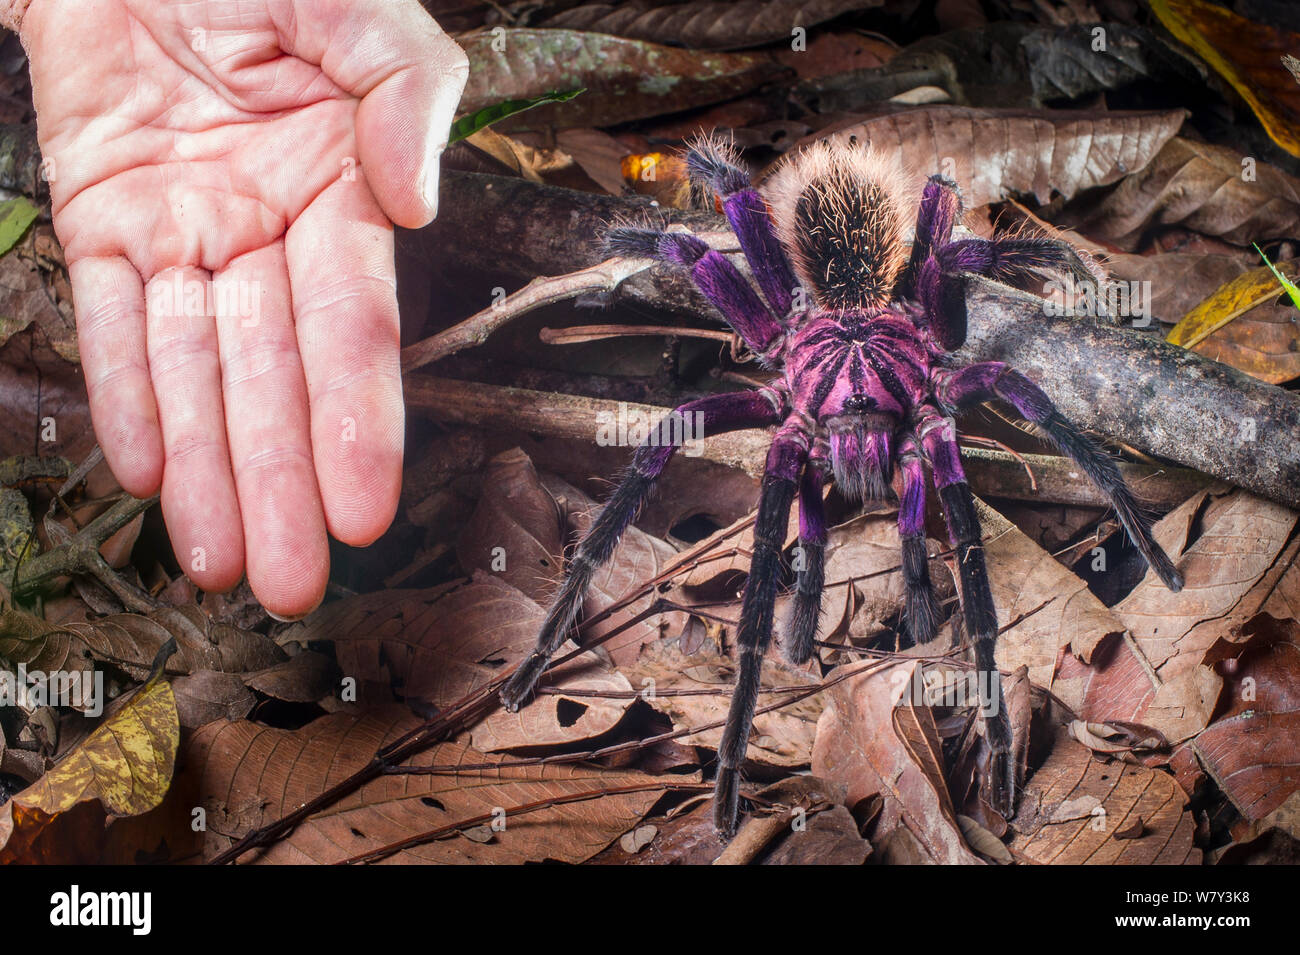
top-left (622, 638), bottom-right (823, 768)
top-left (242, 651), bottom-right (340, 704)
top-left (543, 474), bottom-right (688, 667)
top-left (761, 804), bottom-right (871, 864)
top-left (455, 448), bottom-right (563, 604)
top-left (457, 29), bottom-right (782, 130)
top-left (540, 0), bottom-right (883, 51)
top-left (0, 327), bottom-right (96, 464)
top-left (1058, 490), bottom-right (1299, 745)
top-left (0, 603), bottom-right (283, 710)
top-left (1190, 615), bottom-right (1300, 830)
top-left (189, 706), bottom-right (676, 864)
top-left (1010, 729), bottom-right (1200, 863)
top-left (813, 660), bottom-right (984, 864)
top-left (773, 106), bottom-right (1185, 210)
top-left (300, 575), bottom-right (635, 750)
top-left (1061, 137), bottom-right (1300, 249)
top-left (1191, 300), bottom-right (1300, 385)
top-left (972, 498), bottom-right (1128, 693)
top-left (171, 670), bottom-right (255, 729)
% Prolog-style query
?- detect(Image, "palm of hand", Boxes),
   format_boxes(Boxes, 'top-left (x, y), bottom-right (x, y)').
top-left (23, 0), bottom-right (466, 617)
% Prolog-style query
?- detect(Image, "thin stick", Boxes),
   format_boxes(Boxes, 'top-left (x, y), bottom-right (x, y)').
top-left (540, 323), bottom-right (735, 345)
top-left (400, 229), bottom-right (739, 372)
top-left (401, 257), bottom-right (654, 372)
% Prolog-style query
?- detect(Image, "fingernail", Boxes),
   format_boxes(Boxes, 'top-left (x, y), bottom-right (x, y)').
top-left (267, 606), bottom-right (313, 624)
top-left (420, 154), bottom-right (441, 219)
top-left (421, 142), bottom-right (446, 219)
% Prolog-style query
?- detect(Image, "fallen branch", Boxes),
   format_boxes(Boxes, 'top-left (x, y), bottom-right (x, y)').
top-left (404, 376), bottom-right (1209, 510)
top-left (957, 279), bottom-right (1300, 510)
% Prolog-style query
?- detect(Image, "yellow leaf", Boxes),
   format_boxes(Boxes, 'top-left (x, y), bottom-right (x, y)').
top-left (1151, 0), bottom-right (1300, 158)
top-left (1167, 261), bottom-right (1299, 349)
top-left (0, 640), bottom-right (179, 862)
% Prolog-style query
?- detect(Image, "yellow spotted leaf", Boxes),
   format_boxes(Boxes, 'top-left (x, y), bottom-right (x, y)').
top-left (0, 640), bottom-right (179, 862)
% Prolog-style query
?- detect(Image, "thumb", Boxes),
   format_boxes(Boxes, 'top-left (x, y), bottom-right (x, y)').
top-left (288, 0), bottom-right (468, 227)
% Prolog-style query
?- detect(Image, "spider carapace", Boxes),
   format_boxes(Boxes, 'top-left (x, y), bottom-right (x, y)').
top-left (500, 133), bottom-right (1185, 840)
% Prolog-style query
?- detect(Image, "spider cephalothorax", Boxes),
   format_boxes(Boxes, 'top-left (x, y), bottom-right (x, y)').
top-left (500, 133), bottom-right (1185, 840)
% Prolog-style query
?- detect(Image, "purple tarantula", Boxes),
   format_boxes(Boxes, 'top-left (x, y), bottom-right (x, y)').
top-left (500, 135), bottom-right (1185, 839)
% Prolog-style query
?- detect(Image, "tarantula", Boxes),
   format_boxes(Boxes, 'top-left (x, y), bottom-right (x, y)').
top-left (500, 134), bottom-right (1185, 839)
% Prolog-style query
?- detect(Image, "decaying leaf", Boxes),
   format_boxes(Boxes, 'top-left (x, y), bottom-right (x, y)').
top-left (621, 638), bottom-right (824, 767)
top-left (772, 106), bottom-right (1186, 210)
top-left (540, 0), bottom-right (883, 51)
top-left (1061, 137), bottom-right (1300, 249)
top-left (813, 660), bottom-right (983, 864)
top-left (190, 706), bottom-right (677, 864)
top-left (0, 641), bottom-right (179, 863)
top-left (1010, 728), bottom-right (1199, 864)
top-left (457, 29), bottom-right (782, 130)
top-left (298, 574), bottom-right (635, 750)
top-left (1190, 615), bottom-right (1300, 831)
top-left (0, 603), bottom-right (284, 692)
top-left (1059, 490), bottom-right (1299, 746)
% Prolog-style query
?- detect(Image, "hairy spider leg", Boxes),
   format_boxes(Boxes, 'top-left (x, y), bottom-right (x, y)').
top-left (684, 135), bottom-right (801, 319)
top-left (715, 421), bottom-right (810, 838)
top-left (499, 390), bottom-right (786, 712)
top-left (783, 442), bottom-right (829, 665)
top-left (916, 407), bottom-right (1016, 816)
top-left (937, 237), bottom-right (1105, 290)
top-left (604, 228), bottom-right (783, 357)
top-left (898, 434), bottom-right (942, 645)
top-left (899, 174), bottom-right (962, 300)
top-left (934, 362), bottom-right (1184, 592)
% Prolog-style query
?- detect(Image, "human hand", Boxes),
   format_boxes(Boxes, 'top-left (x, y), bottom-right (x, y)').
top-left (18, 0), bottom-right (467, 617)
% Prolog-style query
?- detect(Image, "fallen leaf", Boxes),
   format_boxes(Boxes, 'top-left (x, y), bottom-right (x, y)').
top-left (190, 706), bottom-right (677, 864)
top-left (621, 638), bottom-right (823, 767)
top-left (813, 660), bottom-right (983, 864)
top-left (0, 641), bottom-right (179, 863)
top-left (772, 106), bottom-right (1186, 210)
top-left (300, 575), bottom-right (636, 750)
top-left (1061, 137), bottom-right (1300, 249)
top-left (1151, 0), bottom-right (1300, 157)
top-left (540, 0), bottom-right (883, 51)
top-left (457, 29), bottom-right (783, 130)
top-left (1010, 728), bottom-right (1199, 863)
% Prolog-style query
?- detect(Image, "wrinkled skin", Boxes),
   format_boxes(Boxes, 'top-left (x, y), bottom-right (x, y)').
top-left (23, 0), bottom-right (467, 617)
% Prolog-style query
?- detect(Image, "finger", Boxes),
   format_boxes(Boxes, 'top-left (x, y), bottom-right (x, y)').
top-left (286, 177), bottom-right (403, 548)
top-left (145, 266), bottom-right (244, 592)
top-left (66, 255), bottom-right (163, 497)
top-left (285, 0), bottom-right (469, 226)
top-left (214, 245), bottom-right (330, 618)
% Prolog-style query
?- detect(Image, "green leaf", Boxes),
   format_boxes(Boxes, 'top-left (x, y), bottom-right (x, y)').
top-left (447, 88), bottom-right (586, 144)
top-left (1253, 242), bottom-right (1300, 311)
top-left (0, 196), bottom-right (38, 257)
